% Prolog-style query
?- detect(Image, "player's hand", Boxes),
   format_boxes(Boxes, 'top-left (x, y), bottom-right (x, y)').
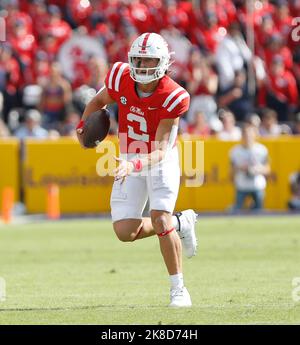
top-left (239, 164), bottom-right (249, 173)
top-left (113, 156), bottom-right (134, 183)
top-left (76, 127), bottom-right (87, 149)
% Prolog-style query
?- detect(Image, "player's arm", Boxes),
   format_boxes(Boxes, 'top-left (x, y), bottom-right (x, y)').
top-left (76, 86), bottom-right (115, 148)
top-left (81, 86), bottom-right (115, 121)
top-left (114, 117), bottom-right (179, 181)
top-left (145, 117), bottom-right (179, 166)
top-left (252, 158), bottom-right (271, 176)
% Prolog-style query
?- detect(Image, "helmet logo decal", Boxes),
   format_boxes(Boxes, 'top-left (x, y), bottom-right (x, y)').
top-left (139, 33), bottom-right (151, 51)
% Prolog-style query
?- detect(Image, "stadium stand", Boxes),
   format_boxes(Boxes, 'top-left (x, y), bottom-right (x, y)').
top-left (0, 0), bottom-right (299, 139)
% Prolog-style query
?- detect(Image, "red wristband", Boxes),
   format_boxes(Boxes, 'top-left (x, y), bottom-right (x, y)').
top-left (76, 119), bottom-right (85, 130)
top-left (131, 159), bottom-right (143, 172)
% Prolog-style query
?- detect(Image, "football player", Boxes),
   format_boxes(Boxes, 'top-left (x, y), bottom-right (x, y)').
top-left (77, 33), bottom-right (198, 307)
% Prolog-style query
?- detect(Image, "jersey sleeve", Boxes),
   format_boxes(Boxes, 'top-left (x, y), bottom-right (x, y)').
top-left (160, 87), bottom-right (190, 119)
top-left (104, 62), bottom-right (129, 101)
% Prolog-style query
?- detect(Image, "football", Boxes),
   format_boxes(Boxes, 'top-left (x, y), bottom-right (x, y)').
top-left (82, 109), bottom-right (110, 148)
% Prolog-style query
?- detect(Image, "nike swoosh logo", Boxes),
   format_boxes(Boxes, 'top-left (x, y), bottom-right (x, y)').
top-left (148, 107), bottom-right (158, 110)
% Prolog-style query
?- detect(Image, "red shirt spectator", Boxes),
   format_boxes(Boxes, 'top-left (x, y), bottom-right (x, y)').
top-left (289, 0), bottom-right (300, 17)
top-left (198, 12), bottom-right (226, 54)
top-left (187, 111), bottom-right (211, 138)
top-left (28, 1), bottom-right (49, 40)
top-left (237, 0), bottom-right (275, 28)
top-left (31, 51), bottom-right (51, 86)
top-left (145, 0), bottom-right (165, 32)
top-left (255, 15), bottom-right (278, 54)
top-left (6, 3), bottom-right (33, 35)
top-left (129, 0), bottom-right (153, 34)
top-left (67, 0), bottom-right (93, 28)
top-left (262, 33), bottom-right (293, 71)
top-left (273, 1), bottom-right (293, 39)
top-left (39, 34), bottom-right (61, 62)
top-left (10, 20), bottom-right (37, 69)
top-left (95, 0), bottom-right (125, 31)
top-left (42, 5), bottom-right (72, 48)
top-left (162, 2), bottom-right (190, 34)
top-left (200, 0), bottom-right (237, 28)
top-left (258, 56), bottom-right (298, 115)
top-left (0, 44), bottom-right (21, 93)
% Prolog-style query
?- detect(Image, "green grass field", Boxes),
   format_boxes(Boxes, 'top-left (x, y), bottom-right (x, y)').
top-left (0, 216), bottom-right (300, 325)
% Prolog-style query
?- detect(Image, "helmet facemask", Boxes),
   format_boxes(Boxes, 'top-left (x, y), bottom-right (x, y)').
top-left (128, 54), bottom-right (170, 84)
top-left (128, 33), bottom-right (173, 84)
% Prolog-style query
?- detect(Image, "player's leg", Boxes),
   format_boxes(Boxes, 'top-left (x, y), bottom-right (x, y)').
top-left (151, 209), bottom-right (182, 274)
top-left (113, 217), bottom-right (154, 242)
top-left (250, 190), bottom-right (264, 210)
top-left (173, 209), bottom-right (198, 258)
top-left (233, 190), bottom-right (247, 210)
top-left (148, 148), bottom-right (192, 307)
top-left (111, 151), bottom-right (197, 250)
top-left (111, 174), bottom-right (155, 241)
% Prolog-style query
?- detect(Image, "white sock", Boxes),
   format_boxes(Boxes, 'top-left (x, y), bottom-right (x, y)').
top-left (170, 273), bottom-right (184, 290)
top-left (172, 215), bottom-right (179, 231)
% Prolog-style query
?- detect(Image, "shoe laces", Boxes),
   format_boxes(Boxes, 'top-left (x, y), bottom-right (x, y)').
top-left (171, 287), bottom-right (184, 298)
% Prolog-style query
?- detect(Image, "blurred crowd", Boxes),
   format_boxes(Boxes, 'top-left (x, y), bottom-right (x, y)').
top-left (0, 0), bottom-right (300, 140)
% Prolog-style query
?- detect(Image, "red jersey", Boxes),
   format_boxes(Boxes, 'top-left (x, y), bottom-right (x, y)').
top-left (258, 70), bottom-right (298, 107)
top-left (104, 62), bottom-right (190, 154)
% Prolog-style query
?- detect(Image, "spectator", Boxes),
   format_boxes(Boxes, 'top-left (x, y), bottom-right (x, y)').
top-left (42, 5), bottom-right (72, 49)
top-left (39, 33), bottom-right (60, 62)
top-left (0, 118), bottom-right (10, 138)
top-left (245, 113), bottom-right (261, 134)
top-left (161, 26), bottom-right (192, 82)
top-left (14, 109), bottom-right (48, 139)
top-left (273, 0), bottom-right (293, 41)
top-left (28, 0), bottom-right (49, 39)
top-left (255, 14), bottom-right (277, 56)
top-left (292, 113), bottom-right (300, 135)
top-left (186, 48), bottom-right (218, 124)
top-left (59, 108), bottom-right (81, 137)
top-left (9, 18), bottom-right (37, 80)
top-left (187, 111), bottom-right (211, 138)
top-left (0, 0), bottom-right (299, 140)
top-left (30, 50), bottom-right (51, 86)
top-left (216, 21), bottom-right (252, 92)
top-left (0, 43), bottom-right (22, 122)
top-left (292, 46), bottom-right (300, 114)
top-left (194, 11), bottom-right (225, 54)
top-left (218, 69), bottom-right (254, 121)
top-left (217, 109), bottom-right (242, 141)
top-left (262, 33), bottom-right (293, 72)
top-left (86, 56), bottom-right (108, 90)
top-left (230, 123), bottom-right (270, 211)
top-left (39, 62), bottom-right (72, 128)
top-left (258, 55), bottom-right (298, 121)
top-left (288, 171), bottom-right (300, 211)
top-left (259, 108), bottom-right (290, 137)
top-left (6, 0), bottom-right (33, 37)
top-left (65, 0), bottom-right (93, 29)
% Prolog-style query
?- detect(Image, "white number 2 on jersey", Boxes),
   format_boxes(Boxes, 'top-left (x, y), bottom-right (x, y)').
top-left (127, 113), bottom-right (149, 142)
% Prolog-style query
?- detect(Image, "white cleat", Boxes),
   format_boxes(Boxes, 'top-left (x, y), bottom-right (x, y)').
top-left (169, 287), bottom-right (192, 308)
top-left (175, 209), bottom-right (198, 258)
